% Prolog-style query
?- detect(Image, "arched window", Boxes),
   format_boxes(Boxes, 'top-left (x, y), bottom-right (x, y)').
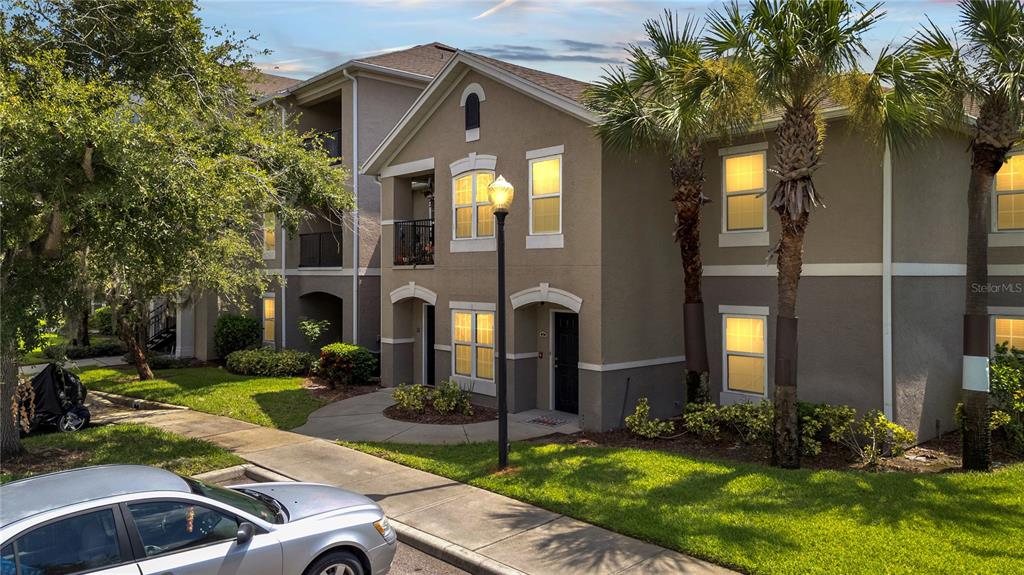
top-left (465, 93), bottom-right (480, 131)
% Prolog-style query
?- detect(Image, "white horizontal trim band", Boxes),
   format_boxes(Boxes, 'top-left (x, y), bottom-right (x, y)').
top-left (578, 355), bottom-right (686, 372)
top-left (284, 268), bottom-right (381, 277)
top-left (381, 337), bottom-right (415, 345)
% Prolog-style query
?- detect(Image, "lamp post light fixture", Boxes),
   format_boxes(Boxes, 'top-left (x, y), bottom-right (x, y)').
top-left (487, 175), bottom-right (514, 469)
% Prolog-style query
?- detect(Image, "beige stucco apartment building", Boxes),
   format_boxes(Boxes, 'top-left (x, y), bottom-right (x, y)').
top-left (362, 50), bottom-right (1024, 438)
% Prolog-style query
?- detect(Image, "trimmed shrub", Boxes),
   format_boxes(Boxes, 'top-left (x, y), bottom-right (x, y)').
top-left (214, 314), bottom-right (261, 358)
top-left (394, 383), bottom-right (430, 413)
top-left (991, 343), bottom-right (1024, 453)
top-left (682, 402), bottom-right (721, 440)
top-left (855, 410), bottom-right (916, 465)
top-left (318, 343), bottom-right (377, 387)
top-left (799, 403), bottom-right (857, 456)
top-left (93, 306), bottom-right (114, 335)
top-left (625, 397), bottom-right (675, 439)
top-left (432, 380), bottom-right (474, 415)
top-left (45, 341), bottom-right (126, 360)
top-left (720, 401), bottom-right (773, 445)
top-left (225, 348), bottom-right (313, 377)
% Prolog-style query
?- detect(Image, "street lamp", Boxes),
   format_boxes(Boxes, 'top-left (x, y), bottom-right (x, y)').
top-left (488, 175), bottom-right (514, 469)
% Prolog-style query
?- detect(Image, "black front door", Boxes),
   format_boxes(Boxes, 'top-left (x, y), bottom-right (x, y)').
top-left (424, 304), bottom-right (435, 385)
top-left (553, 312), bottom-right (579, 414)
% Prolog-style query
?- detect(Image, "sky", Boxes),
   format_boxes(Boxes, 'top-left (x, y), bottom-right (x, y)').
top-left (197, 0), bottom-right (961, 83)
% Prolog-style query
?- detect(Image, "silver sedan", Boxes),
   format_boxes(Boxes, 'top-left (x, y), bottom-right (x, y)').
top-left (0, 464), bottom-right (397, 575)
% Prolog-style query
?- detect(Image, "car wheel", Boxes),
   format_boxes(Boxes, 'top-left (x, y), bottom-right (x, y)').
top-left (58, 410), bottom-right (87, 432)
top-left (304, 551), bottom-right (364, 575)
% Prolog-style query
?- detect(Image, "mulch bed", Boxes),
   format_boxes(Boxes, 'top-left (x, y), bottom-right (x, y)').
top-left (539, 425), bottom-right (1023, 473)
top-left (383, 403), bottom-right (498, 425)
top-left (303, 377), bottom-right (380, 403)
top-left (1, 447), bottom-right (88, 478)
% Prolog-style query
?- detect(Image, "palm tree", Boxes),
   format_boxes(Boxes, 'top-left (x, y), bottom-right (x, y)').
top-left (584, 11), bottom-right (759, 405)
top-left (707, 0), bottom-right (934, 468)
top-left (909, 0), bottom-right (1024, 471)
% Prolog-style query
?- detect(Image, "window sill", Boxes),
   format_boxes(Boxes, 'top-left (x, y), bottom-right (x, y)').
top-left (465, 128), bottom-right (480, 142)
top-left (989, 231), bottom-right (1024, 247)
top-left (719, 389), bottom-right (767, 404)
top-left (719, 231), bottom-right (769, 248)
top-left (450, 375), bottom-right (495, 396)
top-left (526, 234), bottom-right (564, 249)
top-left (450, 237), bottom-right (496, 252)
top-left (263, 250), bottom-right (276, 260)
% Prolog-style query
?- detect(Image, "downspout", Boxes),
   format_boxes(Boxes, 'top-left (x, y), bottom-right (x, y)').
top-left (343, 70), bottom-right (359, 348)
top-left (272, 97), bottom-right (288, 348)
top-left (882, 142), bottom-right (893, 420)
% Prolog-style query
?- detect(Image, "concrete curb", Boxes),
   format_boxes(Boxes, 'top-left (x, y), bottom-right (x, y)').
top-left (90, 390), bottom-right (188, 412)
top-left (393, 520), bottom-right (527, 575)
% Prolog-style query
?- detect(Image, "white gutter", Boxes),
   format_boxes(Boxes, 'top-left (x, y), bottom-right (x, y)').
top-left (343, 69), bottom-right (359, 347)
top-left (272, 98), bottom-right (288, 348)
top-left (882, 142), bottom-right (893, 420)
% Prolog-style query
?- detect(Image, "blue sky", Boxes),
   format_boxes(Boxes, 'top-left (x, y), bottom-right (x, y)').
top-left (197, 0), bottom-right (961, 83)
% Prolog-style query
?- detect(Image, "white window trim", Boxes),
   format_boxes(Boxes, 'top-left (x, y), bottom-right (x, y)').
top-left (721, 310), bottom-right (769, 398)
top-left (720, 144), bottom-right (769, 235)
top-left (528, 153), bottom-right (563, 237)
top-left (451, 169), bottom-right (496, 243)
top-left (263, 213), bottom-right (276, 260)
top-left (993, 151), bottom-right (1024, 233)
top-left (262, 292), bottom-right (276, 345)
top-left (451, 308), bottom-right (496, 394)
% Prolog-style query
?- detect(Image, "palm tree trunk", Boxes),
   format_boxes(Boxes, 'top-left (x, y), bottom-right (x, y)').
top-left (772, 210), bottom-right (807, 469)
top-left (961, 142), bottom-right (1003, 471)
top-left (671, 146), bottom-right (710, 404)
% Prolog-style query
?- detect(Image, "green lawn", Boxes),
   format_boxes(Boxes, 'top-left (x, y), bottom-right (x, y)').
top-left (20, 333), bottom-right (122, 365)
top-left (81, 366), bottom-right (324, 429)
top-left (346, 441), bottom-right (1024, 575)
top-left (1, 423), bottom-right (243, 483)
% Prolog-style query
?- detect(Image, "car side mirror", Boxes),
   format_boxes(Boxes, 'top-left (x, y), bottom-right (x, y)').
top-left (236, 522), bottom-right (254, 545)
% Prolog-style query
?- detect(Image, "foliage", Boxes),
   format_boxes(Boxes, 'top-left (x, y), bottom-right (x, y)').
top-left (393, 383), bottom-right (431, 414)
top-left (989, 343), bottom-right (1024, 453)
top-left (318, 343), bottom-right (377, 388)
top-left (682, 402), bottom-right (721, 440)
top-left (799, 403), bottom-right (857, 456)
top-left (347, 440), bottom-right (1024, 575)
top-left (214, 314), bottom-right (261, 358)
top-left (225, 348), bottom-right (313, 377)
top-left (625, 397), bottom-right (675, 439)
top-left (432, 380), bottom-right (474, 415)
top-left (92, 306), bottom-right (113, 335)
top-left (720, 401), bottom-right (774, 445)
top-left (1, 424), bottom-right (242, 483)
top-left (853, 410), bottom-right (917, 465)
top-left (81, 367), bottom-right (322, 429)
top-left (298, 318), bottom-right (331, 350)
top-left (43, 341), bottom-right (126, 360)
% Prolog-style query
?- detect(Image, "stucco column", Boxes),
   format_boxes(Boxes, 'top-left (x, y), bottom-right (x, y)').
top-left (175, 302), bottom-right (196, 359)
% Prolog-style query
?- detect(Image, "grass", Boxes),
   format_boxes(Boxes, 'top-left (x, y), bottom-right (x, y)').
top-left (346, 441), bottom-right (1024, 575)
top-left (81, 366), bottom-right (324, 429)
top-left (20, 333), bottom-right (122, 365)
top-left (0, 423), bottom-right (243, 483)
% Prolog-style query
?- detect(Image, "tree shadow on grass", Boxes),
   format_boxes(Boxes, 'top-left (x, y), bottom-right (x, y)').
top-left (252, 389), bottom-right (326, 430)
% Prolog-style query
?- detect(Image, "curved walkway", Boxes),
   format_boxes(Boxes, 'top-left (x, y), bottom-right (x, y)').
top-left (292, 389), bottom-right (581, 444)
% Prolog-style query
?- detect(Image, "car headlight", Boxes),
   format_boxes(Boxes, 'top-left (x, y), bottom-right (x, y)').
top-left (373, 515), bottom-right (395, 541)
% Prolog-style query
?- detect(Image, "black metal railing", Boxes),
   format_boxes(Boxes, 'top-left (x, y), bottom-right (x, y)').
top-left (299, 232), bottom-right (343, 267)
top-left (303, 129), bottom-right (341, 160)
top-left (394, 219), bottom-right (434, 266)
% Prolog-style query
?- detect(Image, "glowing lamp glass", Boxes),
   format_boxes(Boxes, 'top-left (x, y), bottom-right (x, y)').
top-left (487, 175), bottom-right (515, 213)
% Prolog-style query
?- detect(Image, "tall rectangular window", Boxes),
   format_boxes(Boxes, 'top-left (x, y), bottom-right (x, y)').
top-left (995, 317), bottom-right (1024, 351)
top-left (995, 154), bottom-right (1024, 231)
top-left (724, 314), bottom-right (767, 395)
top-left (452, 309), bottom-right (494, 381)
top-left (453, 171), bottom-right (495, 239)
top-left (263, 212), bottom-right (276, 259)
top-left (529, 155), bottom-right (562, 235)
top-left (723, 151), bottom-right (767, 232)
top-left (262, 293), bottom-right (276, 344)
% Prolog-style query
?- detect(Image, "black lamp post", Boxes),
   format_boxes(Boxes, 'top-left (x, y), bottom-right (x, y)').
top-left (487, 175), bottom-right (515, 469)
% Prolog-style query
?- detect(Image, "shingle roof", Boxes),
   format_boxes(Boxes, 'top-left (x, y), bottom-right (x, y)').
top-left (249, 71), bottom-right (301, 97)
top-left (354, 42), bottom-right (458, 78)
top-left (466, 52), bottom-right (592, 104)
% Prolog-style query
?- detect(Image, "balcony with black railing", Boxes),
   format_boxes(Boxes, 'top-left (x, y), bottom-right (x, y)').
top-left (394, 219), bottom-right (434, 266)
top-left (299, 232), bottom-right (343, 267)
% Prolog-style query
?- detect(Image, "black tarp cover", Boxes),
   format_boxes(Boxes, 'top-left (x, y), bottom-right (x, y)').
top-left (29, 363), bottom-right (87, 417)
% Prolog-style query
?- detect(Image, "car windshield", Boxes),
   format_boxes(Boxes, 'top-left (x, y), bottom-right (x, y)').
top-left (184, 478), bottom-right (286, 524)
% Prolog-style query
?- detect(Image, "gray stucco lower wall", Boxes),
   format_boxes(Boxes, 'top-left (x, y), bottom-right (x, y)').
top-left (584, 362), bottom-right (687, 432)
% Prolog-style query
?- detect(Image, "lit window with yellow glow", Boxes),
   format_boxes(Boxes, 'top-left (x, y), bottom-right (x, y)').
top-left (723, 151), bottom-right (767, 232)
top-left (263, 212), bottom-right (276, 259)
top-left (452, 309), bottom-right (494, 381)
top-left (453, 171), bottom-right (495, 239)
top-left (724, 315), bottom-right (766, 395)
top-left (262, 294), bottom-right (276, 344)
top-left (995, 317), bottom-right (1024, 351)
top-left (530, 155), bottom-right (561, 235)
top-left (995, 154), bottom-right (1024, 231)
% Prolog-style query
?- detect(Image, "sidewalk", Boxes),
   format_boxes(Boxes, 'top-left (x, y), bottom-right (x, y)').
top-left (19, 355), bottom-right (125, 375)
top-left (108, 402), bottom-right (731, 575)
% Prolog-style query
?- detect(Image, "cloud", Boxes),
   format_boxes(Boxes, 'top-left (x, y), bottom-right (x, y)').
top-left (472, 38), bottom-right (629, 64)
top-left (474, 0), bottom-right (519, 20)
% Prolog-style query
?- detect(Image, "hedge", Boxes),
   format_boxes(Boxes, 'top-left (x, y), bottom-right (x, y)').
top-left (225, 348), bottom-right (313, 377)
top-left (318, 343), bottom-right (377, 387)
top-left (214, 314), bottom-right (261, 358)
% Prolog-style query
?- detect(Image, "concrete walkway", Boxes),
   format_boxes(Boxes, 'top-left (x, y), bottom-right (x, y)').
top-left (19, 356), bottom-right (126, 375)
top-left (293, 389), bottom-right (582, 444)
top-left (104, 401), bottom-right (730, 575)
